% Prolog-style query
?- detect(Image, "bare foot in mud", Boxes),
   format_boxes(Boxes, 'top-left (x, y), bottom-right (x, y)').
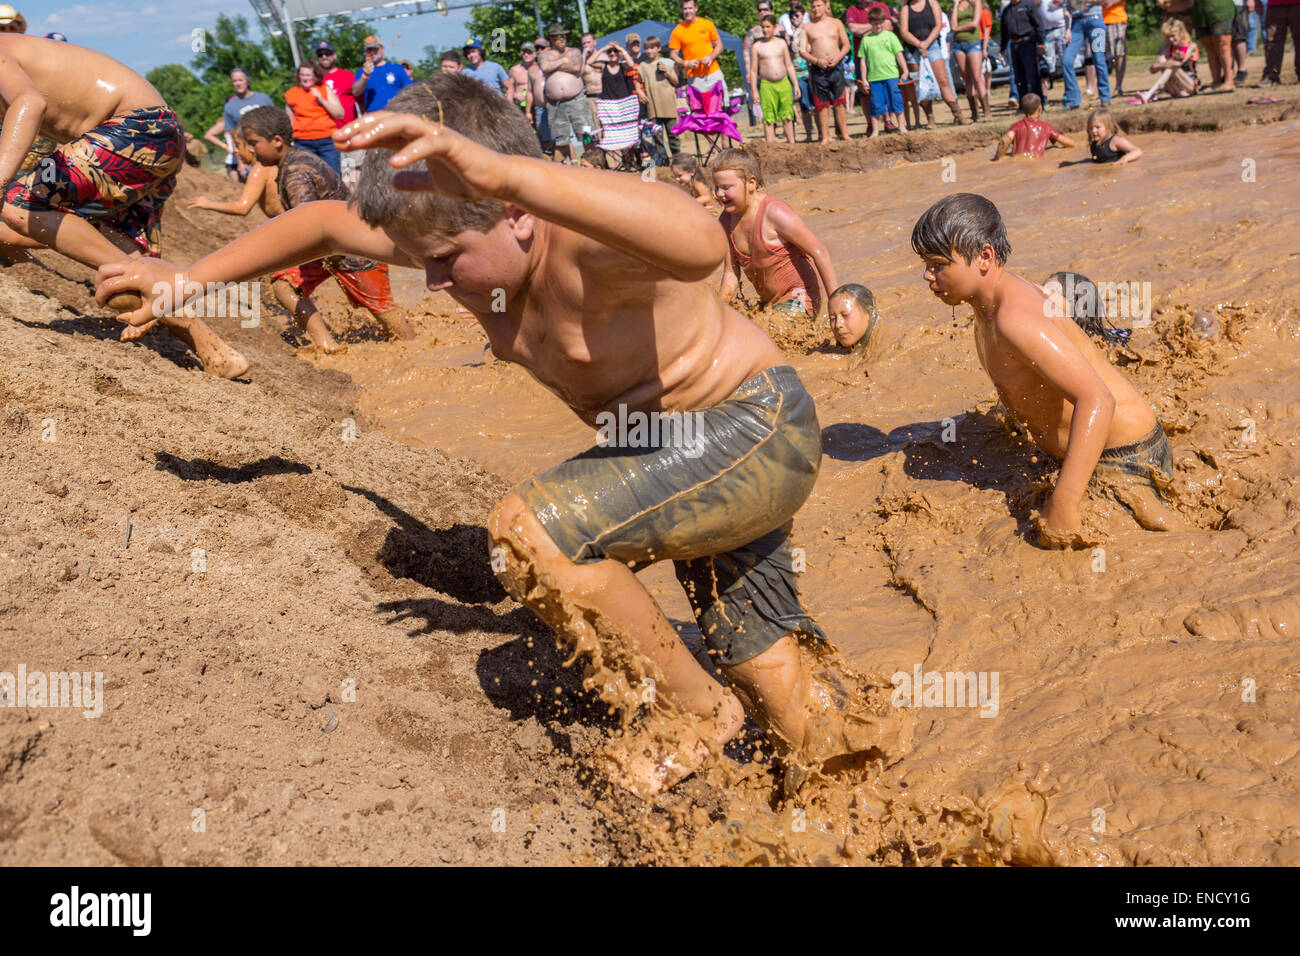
top-left (599, 711), bottom-right (721, 798)
top-left (301, 313), bottom-right (341, 353)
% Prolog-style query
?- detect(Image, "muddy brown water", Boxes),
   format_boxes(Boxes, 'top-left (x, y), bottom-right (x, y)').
top-left (306, 121), bottom-right (1300, 863)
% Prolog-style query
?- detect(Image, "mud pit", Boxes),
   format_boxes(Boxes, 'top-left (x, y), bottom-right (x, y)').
top-left (3, 110), bottom-right (1299, 865)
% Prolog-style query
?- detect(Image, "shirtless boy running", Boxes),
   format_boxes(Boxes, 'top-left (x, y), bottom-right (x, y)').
top-left (0, 34), bottom-right (247, 378)
top-left (911, 193), bottom-right (1178, 544)
top-left (750, 15), bottom-right (800, 144)
top-left (98, 74), bottom-right (858, 797)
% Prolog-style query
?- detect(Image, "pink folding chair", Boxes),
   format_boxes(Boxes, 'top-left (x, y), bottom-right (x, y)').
top-left (671, 82), bottom-right (742, 164)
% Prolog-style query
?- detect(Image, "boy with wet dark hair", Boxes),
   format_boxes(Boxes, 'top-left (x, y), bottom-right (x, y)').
top-left (98, 73), bottom-right (876, 798)
top-left (910, 193), bottom-right (1177, 543)
top-left (235, 105), bottom-right (414, 353)
top-left (0, 33), bottom-right (247, 377)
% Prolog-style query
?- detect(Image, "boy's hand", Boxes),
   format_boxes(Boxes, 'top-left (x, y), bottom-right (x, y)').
top-left (333, 111), bottom-right (505, 201)
top-left (1036, 493), bottom-right (1087, 548)
top-left (95, 259), bottom-right (191, 328)
top-left (188, 196), bottom-right (213, 210)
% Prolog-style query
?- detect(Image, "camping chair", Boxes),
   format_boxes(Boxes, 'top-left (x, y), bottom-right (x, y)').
top-left (671, 82), bottom-right (742, 164)
top-left (592, 94), bottom-right (644, 172)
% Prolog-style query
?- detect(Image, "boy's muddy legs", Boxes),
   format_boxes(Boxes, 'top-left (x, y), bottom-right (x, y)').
top-left (272, 278), bottom-right (341, 353)
top-left (721, 634), bottom-right (810, 754)
top-left (157, 314), bottom-right (250, 379)
top-left (488, 493), bottom-right (746, 797)
top-left (372, 306), bottom-right (416, 341)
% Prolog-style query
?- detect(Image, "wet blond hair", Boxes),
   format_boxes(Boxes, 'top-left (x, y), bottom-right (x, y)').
top-left (1161, 17), bottom-right (1191, 47)
top-left (1086, 108), bottom-right (1122, 140)
top-left (711, 147), bottom-right (763, 187)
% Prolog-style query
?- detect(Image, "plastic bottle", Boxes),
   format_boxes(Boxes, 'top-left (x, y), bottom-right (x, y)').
top-left (1192, 310), bottom-right (1220, 340)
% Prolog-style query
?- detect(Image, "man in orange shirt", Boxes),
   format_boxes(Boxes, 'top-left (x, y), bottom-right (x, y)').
top-left (1102, 0), bottom-right (1128, 95)
top-left (670, 0), bottom-right (727, 90)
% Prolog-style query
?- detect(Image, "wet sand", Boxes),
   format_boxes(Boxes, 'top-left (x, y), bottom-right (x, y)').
top-left (311, 119), bottom-right (1300, 864)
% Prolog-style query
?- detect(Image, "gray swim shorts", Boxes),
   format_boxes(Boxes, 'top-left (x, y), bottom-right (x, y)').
top-left (1094, 420), bottom-right (1174, 485)
top-left (516, 365), bottom-right (826, 667)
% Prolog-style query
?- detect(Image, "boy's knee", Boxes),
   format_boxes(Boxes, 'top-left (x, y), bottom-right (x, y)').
top-left (487, 492), bottom-right (554, 600)
top-left (2, 202), bottom-right (29, 233)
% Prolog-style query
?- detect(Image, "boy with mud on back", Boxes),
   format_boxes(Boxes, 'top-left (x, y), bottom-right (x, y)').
top-left (910, 193), bottom-right (1179, 545)
top-left (0, 33), bottom-right (248, 378)
top-left (97, 74), bottom-right (878, 798)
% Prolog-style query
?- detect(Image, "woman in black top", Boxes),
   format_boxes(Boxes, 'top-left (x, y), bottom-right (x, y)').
top-left (899, 0), bottom-right (968, 124)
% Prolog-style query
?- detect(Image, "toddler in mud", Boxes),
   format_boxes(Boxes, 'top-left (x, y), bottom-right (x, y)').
top-left (97, 74), bottom-right (885, 798)
top-left (0, 33), bottom-right (247, 378)
top-left (910, 193), bottom-right (1179, 545)
top-left (714, 148), bottom-right (837, 321)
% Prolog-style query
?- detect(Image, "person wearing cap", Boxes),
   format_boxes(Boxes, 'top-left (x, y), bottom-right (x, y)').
top-left (508, 43), bottom-right (536, 115)
top-left (625, 33), bottom-right (649, 64)
top-left (351, 35), bottom-right (410, 112)
top-left (538, 23), bottom-right (596, 162)
top-left (203, 68), bottom-right (274, 183)
top-left (315, 42), bottom-right (357, 126)
top-left (462, 39), bottom-right (509, 94)
top-left (0, 4), bottom-right (24, 33)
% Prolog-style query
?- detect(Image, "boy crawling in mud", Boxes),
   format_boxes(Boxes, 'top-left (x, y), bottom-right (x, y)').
top-left (911, 193), bottom-right (1178, 545)
top-left (97, 74), bottom-right (870, 797)
top-left (0, 33), bottom-right (248, 378)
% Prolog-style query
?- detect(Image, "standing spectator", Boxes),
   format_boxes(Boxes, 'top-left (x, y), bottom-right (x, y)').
top-left (861, 6), bottom-right (909, 136)
top-left (440, 50), bottom-right (463, 74)
top-left (1061, 1), bottom-right (1112, 107)
top-left (203, 68), bottom-right (274, 183)
top-left (352, 35), bottom-right (410, 112)
top-left (1103, 0), bottom-right (1128, 94)
top-left (523, 42), bottom-right (552, 151)
top-left (1260, 0), bottom-right (1298, 85)
top-left (800, 0), bottom-right (852, 141)
top-left (951, 0), bottom-right (990, 119)
top-left (593, 41), bottom-right (646, 168)
top-left (580, 32), bottom-right (604, 95)
top-left (316, 42), bottom-right (357, 126)
top-left (670, 0), bottom-right (726, 91)
top-left (462, 40), bottom-right (510, 94)
top-left (779, 0), bottom-right (799, 35)
top-left (285, 62), bottom-right (343, 176)
top-left (788, 4), bottom-right (817, 140)
top-left (750, 14), bottom-right (799, 143)
top-left (539, 23), bottom-right (596, 163)
top-left (1230, 0), bottom-right (1250, 82)
top-left (400, 60), bottom-right (415, 81)
top-left (509, 43), bottom-right (536, 116)
top-left (845, 0), bottom-right (887, 122)
top-left (1039, 0), bottom-right (1070, 101)
top-left (626, 33), bottom-right (650, 64)
top-left (901, 0), bottom-right (970, 123)
top-left (1248, 0), bottom-right (1263, 54)
top-left (639, 35), bottom-right (683, 155)
top-left (1195, 0), bottom-right (1237, 90)
top-left (744, 2), bottom-right (788, 71)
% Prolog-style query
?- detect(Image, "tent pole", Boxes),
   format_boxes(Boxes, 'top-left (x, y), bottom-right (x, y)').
top-left (532, 0), bottom-right (543, 34)
top-left (577, 0), bottom-right (590, 34)
top-left (276, 0), bottom-right (302, 67)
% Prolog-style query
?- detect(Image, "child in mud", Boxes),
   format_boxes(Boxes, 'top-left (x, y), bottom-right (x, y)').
top-left (669, 152), bottom-right (715, 209)
top-left (1083, 109), bottom-right (1141, 165)
top-left (233, 106), bottom-right (414, 353)
top-left (827, 282), bottom-right (881, 353)
top-left (992, 94), bottom-right (1077, 160)
top-left (911, 193), bottom-right (1178, 544)
top-left (97, 73), bottom-right (880, 798)
top-left (1042, 271), bottom-right (1131, 345)
top-left (714, 148), bottom-right (837, 320)
top-left (188, 132), bottom-right (283, 218)
top-left (0, 33), bottom-right (248, 378)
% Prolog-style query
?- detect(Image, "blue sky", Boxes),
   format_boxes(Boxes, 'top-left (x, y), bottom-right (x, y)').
top-left (20, 0), bottom-right (479, 76)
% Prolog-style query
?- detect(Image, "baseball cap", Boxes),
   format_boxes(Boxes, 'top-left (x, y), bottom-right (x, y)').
top-left (463, 39), bottom-right (482, 50)
top-left (363, 35), bottom-right (381, 48)
top-left (626, 32), bottom-right (641, 42)
top-left (315, 41), bottom-right (335, 53)
top-left (520, 41), bottom-right (535, 52)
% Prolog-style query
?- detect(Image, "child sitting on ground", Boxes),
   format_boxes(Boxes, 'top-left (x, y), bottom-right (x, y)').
top-left (1137, 19), bottom-right (1199, 103)
top-left (0, 33), bottom-right (247, 378)
top-left (911, 193), bottom-right (1179, 544)
top-left (98, 73), bottom-right (881, 798)
top-left (714, 148), bottom-right (837, 320)
top-left (669, 152), bottom-right (715, 208)
top-left (992, 94), bottom-right (1077, 160)
top-left (234, 106), bottom-right (414, 353)
top-left (1084, 109), bottom-right (1142, 164)
top-left (859, 7), bottom-right (909, 138)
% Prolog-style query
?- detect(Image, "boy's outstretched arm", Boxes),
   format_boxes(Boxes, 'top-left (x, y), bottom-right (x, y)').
top-left (997, 304), bottom-right (1115, 532)
top-left (189, 164), bottom-right (269, 216)
top-left (334, 112), bottom-right (727, 282)
top-left (1054, 132), bottom-right (1078, 149)
top-left (96, 201), bottom-right (418, 326)
top-left (767, 203), bottom-right (837, 303)
top-left (1112, 135), bottom-right (1142, 164)
top-left (993, 130), bottom-right (1013, 160)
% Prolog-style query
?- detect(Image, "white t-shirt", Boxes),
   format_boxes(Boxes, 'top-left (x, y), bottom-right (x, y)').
top-left (1040, 0), bottom-right (1069, 29)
